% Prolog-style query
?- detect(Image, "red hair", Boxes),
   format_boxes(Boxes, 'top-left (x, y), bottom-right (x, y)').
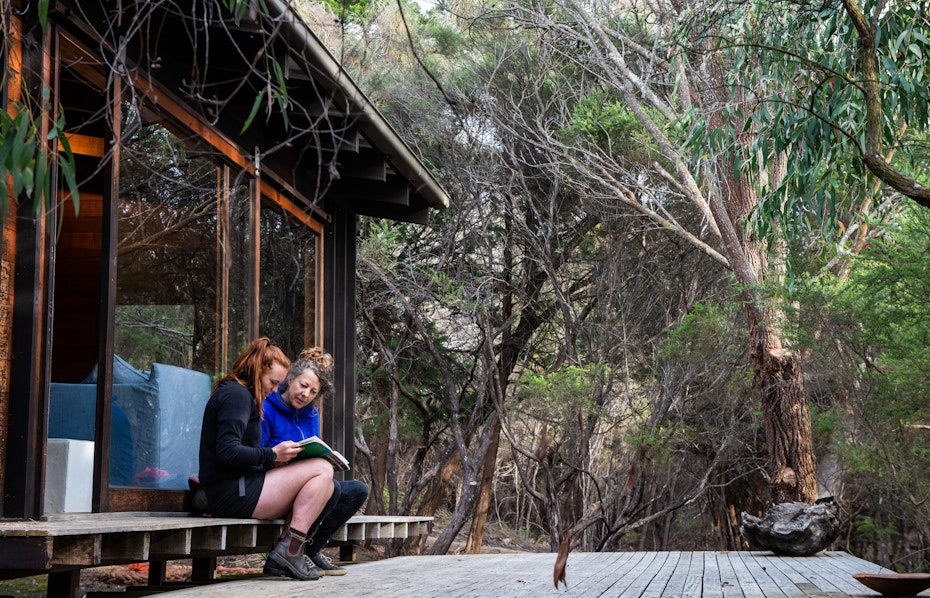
top-left (215, 337), bottom-right (290, 417)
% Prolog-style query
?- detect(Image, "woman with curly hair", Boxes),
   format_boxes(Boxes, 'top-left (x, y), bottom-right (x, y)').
top-left (198, 338), bottom-right (334, 581)
top-left (261, 347), bottom-right (369, 576)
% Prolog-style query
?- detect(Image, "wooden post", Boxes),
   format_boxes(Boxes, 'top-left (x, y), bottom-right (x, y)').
top-left (46, 569), bottom-right (81, 598)
top-left (191, 557), bottom-right (217, 583)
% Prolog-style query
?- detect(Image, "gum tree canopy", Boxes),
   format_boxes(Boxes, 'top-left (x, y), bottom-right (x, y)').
top-left (495, 0), bottom-right (929, 505)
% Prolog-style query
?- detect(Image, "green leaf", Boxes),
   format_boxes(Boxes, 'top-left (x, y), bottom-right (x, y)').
top-left (38, 0), bottom-right (49, 26)
top-left (241, 88), bottom-right (266, 134)
top-left (56, 129), bottom-right (80, 216)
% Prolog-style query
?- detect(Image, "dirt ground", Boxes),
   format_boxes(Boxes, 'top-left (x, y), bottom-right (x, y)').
top-left (0, 513), bottom-right (549, 597)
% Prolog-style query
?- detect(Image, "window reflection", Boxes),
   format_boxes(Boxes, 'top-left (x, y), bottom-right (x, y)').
top-left (48, 96), bottom-right (321, 498)
top-left (113, 106), bottom-right (224, 489)
top-left (223, 175), bottom-right (252, 373)
top-left (116, 108), bottom-right (219, 372)
top-left (259, 201), bottom-right (318, 358)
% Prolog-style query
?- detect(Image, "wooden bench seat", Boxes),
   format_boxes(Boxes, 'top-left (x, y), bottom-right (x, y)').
top-left (330, 514), bottom-right (433, 543)
top-left (0, 512), bottom-right (433, 597)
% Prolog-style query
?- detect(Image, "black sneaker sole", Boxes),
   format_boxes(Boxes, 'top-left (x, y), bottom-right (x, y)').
top-left (265, 560), bottom-right (334, 578)
top-left (265, 558), bottom-right (338, 578)
top-left (263, 560), bottom-right (288, 577)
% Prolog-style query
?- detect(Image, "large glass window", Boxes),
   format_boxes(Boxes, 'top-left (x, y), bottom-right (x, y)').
top-left (259, 200), bottom-right (319, 358)
top-left (108, 108), bottom-right (321, 490)
top-left (48, 34), bottom-right (323, 506)
top-left (112, 106), bottom-right (229, 488)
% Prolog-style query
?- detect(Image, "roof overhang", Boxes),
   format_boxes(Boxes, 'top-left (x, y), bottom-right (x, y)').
top-left (54, 0), bottom-right (449, 224)
top-left (264, 0), bottom-right (450, 213)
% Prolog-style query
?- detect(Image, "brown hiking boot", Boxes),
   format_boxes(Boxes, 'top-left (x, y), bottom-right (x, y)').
top-left (264, 534), bottom-right (320, 581)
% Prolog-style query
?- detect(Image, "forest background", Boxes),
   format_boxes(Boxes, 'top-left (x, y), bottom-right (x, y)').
top-left (289, 0), bottom-right (930, 573)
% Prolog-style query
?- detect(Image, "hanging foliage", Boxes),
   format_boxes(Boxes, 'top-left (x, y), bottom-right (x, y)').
top-left (0, 92), bottom-right (79, 220)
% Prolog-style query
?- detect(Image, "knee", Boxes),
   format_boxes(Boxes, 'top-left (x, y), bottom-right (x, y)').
top-left (305, 458), bottom-right (334, 478)
top-left (320, 461), bottom-right (335, 481)
top-left (345, 480), bottom-right (369, 504)
top-left (355, 481), bottom-right (369, 501)
top-left (294, 458), bottom-right (334, 483)
top-left (310, 460), bottom-right (334, 487)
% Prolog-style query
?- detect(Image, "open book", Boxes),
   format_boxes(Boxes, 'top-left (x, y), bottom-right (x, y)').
top-left (294, 436), bottom-right (350, 471)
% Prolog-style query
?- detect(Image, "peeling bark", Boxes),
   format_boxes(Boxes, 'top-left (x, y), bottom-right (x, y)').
top-left (751, 328), bottom-right (818, 504)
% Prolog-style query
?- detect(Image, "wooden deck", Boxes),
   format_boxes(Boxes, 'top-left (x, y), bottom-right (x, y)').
top-left (145, 551), bottom-right (924, 597)
top-left (0, 513), bottom-right (431, 571)
top-left (0, 512), bottom-right (432, 597)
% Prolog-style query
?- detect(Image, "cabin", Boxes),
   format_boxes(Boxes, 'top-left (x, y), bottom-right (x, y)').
top-left (0, 0), bottom-right (445, 593)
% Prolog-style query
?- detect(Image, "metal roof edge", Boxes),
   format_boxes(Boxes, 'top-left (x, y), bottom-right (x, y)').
top-left (264, 0), bottom-right (450, 211)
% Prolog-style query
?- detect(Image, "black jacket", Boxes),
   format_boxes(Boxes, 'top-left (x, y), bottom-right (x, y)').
top-left (198, 380), bottom-right (275, 484)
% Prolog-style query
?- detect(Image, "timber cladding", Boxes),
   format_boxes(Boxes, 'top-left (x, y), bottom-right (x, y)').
top-left (1, 11), bottom-right (24, 517)
top-left (0, 215), bottom-right (15, 508)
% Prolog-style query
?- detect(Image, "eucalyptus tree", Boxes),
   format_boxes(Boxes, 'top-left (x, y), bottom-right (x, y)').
top-left (722, 0), bottom-right (930, 275)
top-left (298, 0), bottom-right (754, 552)
top-left (776, 201), bottom-right (930, 571)
top-left (453, 0), bottom-right (930, 514)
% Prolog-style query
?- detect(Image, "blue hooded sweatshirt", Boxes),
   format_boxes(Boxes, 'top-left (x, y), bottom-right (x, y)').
top-left (260, 388), bottom-right (320, 448)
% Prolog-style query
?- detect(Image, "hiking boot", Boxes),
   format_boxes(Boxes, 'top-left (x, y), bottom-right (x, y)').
top-left (265, 535), bottom-right (320, 581)
top-left (263, 558), bottom-right (287, 577)
top-left (309, 551), bottom-right (347, 576)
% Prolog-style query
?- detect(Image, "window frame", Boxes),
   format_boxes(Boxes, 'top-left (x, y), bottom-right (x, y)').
top-left (52, 29), bottom-right (325, 513)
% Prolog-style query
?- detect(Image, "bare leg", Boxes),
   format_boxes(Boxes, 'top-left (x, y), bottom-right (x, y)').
top-left (258, 459), bottom-right (335, 581)
top-left (253, 458), bottom-right (334, 531)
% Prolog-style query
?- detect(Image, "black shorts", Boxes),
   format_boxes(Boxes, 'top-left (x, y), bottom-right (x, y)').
top-left (203, 473), bottom-right (265, 518)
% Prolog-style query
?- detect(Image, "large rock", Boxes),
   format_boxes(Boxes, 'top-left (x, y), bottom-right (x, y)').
top-left (740, 501), bottom-right (840, 556)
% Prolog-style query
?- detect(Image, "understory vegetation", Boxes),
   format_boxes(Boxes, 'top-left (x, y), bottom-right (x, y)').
top-left (301, 0), bottom-right (930, 571)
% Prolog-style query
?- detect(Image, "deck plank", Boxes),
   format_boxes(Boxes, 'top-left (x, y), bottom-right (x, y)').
top-left (89, 551), bottom-right (927, 598)
top-left (715, 552), bottom-right (746, 598)
top-left (751, 552), bottom-right (817, 596)
top-left (680, 551), bottom-right (705, 598)
top-left (614, 551), bottom-right (665, 597)
top-left (724, 553), bottom-right (764, 598)
top-left (642, 551), bottom-right (680, 598)
top-left (776, 555), bottom-right (849, 595)
top-left (779, 554), bottom-right (874, 596)
top-left (702, 551), bottom-right (724, 598)
top-left (78, 551), bottom-right (930, 598)
top-left (553, 552), bottom-right (643, 597)
top-left (829, 550), bottom-right (888, 574)
top-left (735, 552), bottom-right (789, 598)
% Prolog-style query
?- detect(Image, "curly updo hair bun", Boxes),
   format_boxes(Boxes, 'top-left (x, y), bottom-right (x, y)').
top-left (298, 347), bottom-right (334, 373)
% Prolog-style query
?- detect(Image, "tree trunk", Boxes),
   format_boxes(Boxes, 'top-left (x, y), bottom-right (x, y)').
top-left (418, 451), bottom-right (462, 516)
top-left (750, 322), bottom-right (818, 504)
top-left (464, 419), bottom-right (501, 553)
top-left (364, 442), bottom-right (388, 515)
top-left (408, 451), bottom-right (461, 553)
top-left (428, 412), bottom-right (500, 555)
top-left (703, 64), bottom-right (818, 505)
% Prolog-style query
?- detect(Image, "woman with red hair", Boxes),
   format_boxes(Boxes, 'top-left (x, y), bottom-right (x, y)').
top-left (198, 337), bottom-right (334, 581)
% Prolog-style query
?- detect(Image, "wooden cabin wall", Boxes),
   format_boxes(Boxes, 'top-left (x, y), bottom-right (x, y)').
top-left (3, 6), bottom-right (53, 519)
top-left (0, 8), bottom-right (24, 514)
top-left (0, 217), bottom-right (15, 508)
